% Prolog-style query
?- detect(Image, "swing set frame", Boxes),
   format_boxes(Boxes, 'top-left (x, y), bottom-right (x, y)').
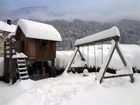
top-left (63, 26), bottom-right (134, 83)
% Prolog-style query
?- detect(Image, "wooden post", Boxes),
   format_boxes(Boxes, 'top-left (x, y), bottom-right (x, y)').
top-left (98, 39), bottom-right (134, 83)
top-left (63, 47), bottom-right (79, 75)
top-left (116, 43), bottom-right (134, 83)
top-left (77, 48), bottom-right (85, 61)
top-left (3, 59), bottom-right (10, 83)
top-left (3, 41), bottom-right (10, 83)
top-left (41, 62), bottom-right (46, 79)
top-left (3, 37), bottom-right (16, 83)
top-left (9, 59), bottom-right (17, 84)
top-left (51, 59), bottom-right (56, 77)
top-left (98, 40), bottom-right (117, 83)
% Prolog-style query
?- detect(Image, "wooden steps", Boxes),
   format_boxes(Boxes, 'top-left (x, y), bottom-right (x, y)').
top-left (17, 58), bottom-right (29, 80)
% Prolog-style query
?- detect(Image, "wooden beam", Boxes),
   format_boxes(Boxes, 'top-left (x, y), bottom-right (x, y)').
top-left (99, 40), bottom-right (117, 83)
top-left (104, 74), bottom-right (133, 79)
top-left (77, 48), bottom-right (85, 61)
top-left (104, 74), bottom-right (134, 83)
top-left (63, 47), bottom-right (79, 75)
top-left (3, 41), bottom-right (10, 83)
top-left (98, 40), bottom-right (134, 83)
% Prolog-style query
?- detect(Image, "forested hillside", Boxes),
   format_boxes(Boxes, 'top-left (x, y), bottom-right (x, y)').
top-left (12, 19), bottom-right (140, 50)
top-left (43, 19), bottom-right (140, 50)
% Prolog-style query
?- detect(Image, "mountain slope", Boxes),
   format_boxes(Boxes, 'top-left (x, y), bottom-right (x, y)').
top-left (11, 19), bottom-right (140, 50)
top-left (43, 19), bottom-right (140, 50)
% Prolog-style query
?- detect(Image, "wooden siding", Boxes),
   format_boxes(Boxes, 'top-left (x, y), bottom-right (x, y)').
top-left (15, 27), bottom-right (56, 60)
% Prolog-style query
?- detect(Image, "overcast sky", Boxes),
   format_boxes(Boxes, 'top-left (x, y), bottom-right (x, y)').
top-left (0, 0), bottom-right (140, 22)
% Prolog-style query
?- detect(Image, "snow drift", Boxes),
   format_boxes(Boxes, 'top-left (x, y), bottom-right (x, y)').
top-left (56, 44), bottom-right (140, 70)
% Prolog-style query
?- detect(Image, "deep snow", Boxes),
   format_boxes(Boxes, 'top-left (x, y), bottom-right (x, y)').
top-left (0, 44), bottom-right (140, 105)
top-left (61, 74), bottom-right (140, 105)
top-left (0, 73), bottom-right (140, 105)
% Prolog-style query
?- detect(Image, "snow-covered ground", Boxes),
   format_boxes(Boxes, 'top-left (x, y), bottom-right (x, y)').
top-left (0, 73), bottom-right (140, 105)
top-left (0, 44), bottom-right (140, 105)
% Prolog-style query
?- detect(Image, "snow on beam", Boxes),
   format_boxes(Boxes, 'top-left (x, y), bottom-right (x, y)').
top-left (75, 26), bottom-right (120, 47)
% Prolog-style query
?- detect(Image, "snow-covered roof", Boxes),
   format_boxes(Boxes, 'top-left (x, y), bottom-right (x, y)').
top-left (0, 21), bottom-right (17, 33)
top-left (75, 26), bottom-right (120, 46)
top-left (4, 32), bottom-right (15, 41)
top-left (17, 19), bottom-right (62, 41)
top-left (7, 32), bottom-right (15, 38)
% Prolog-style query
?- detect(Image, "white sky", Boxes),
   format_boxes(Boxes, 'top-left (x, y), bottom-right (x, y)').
top-left (0, 0), bottom-right (140, 22)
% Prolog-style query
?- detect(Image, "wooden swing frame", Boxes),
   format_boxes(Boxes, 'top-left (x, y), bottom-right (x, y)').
top-left (63, 26), bottom-right (134, 83)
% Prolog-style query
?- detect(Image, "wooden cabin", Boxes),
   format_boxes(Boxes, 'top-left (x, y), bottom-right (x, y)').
top-left (15, 19), bottom-right (62, 60)
top-left (14, 19), bottom-right (62, 79)
top-left (1, 19), bottom-right (62, 83)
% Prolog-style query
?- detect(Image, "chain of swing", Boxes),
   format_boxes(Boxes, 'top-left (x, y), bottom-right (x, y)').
top-left (81, 42), bottom-right (104, 78)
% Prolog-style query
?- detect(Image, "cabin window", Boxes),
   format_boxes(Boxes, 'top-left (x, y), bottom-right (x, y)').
top-left (41, 41), bottom-right (49, 48)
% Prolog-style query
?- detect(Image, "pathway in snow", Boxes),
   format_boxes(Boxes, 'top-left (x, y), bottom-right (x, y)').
top-left (0, 73), bottom-right (140, 105)
top-left (0, 73), bottom-right (95, 105)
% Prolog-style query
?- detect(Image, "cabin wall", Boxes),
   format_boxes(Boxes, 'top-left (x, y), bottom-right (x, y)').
top-left (16, 27), bottom-right (26, 53)
top-left (24, 38), bottom-right (36, 59)
top-left (16, 27), bottom-right (56, 60)
top-left (38, 40), bottom-right (56, 59)
top-left (24, 38), bottom-right (56, 59)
